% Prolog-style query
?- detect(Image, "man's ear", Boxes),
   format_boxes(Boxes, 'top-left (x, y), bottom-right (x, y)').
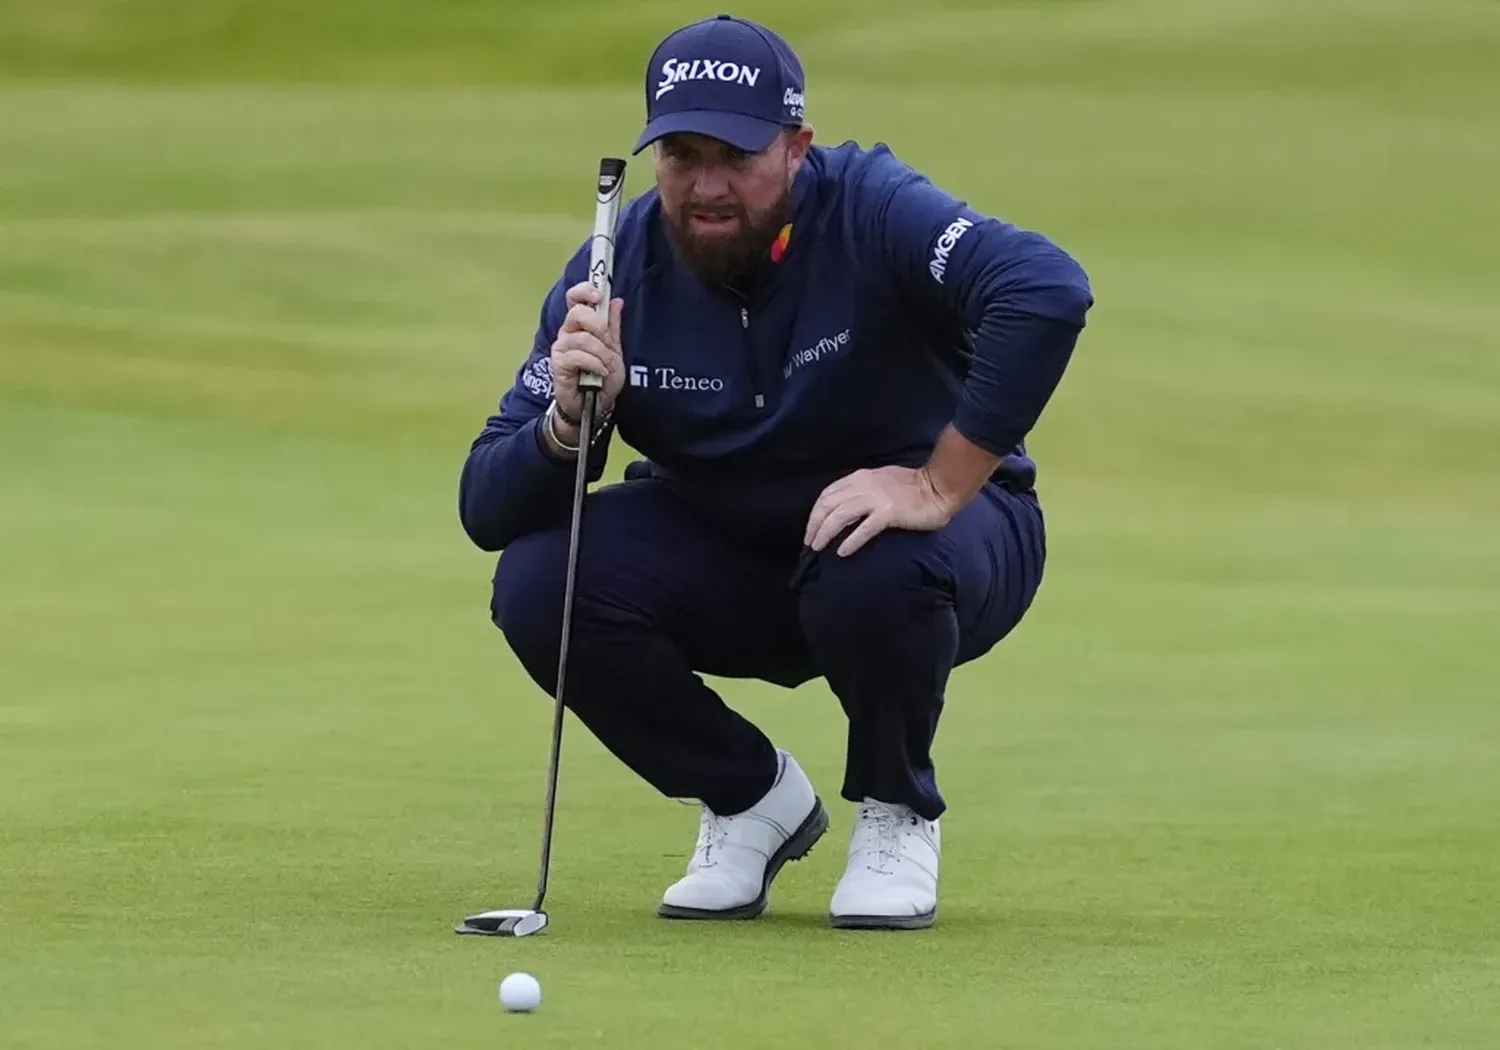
top-left (785, 124), bottom-right (815, 167)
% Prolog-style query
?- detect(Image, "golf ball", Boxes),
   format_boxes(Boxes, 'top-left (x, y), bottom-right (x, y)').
top-left (499, 972), bottom-right (542, 1012)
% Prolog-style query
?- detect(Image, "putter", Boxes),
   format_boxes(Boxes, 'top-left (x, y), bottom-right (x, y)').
top-left (456, 156), bottom-right (627, 939)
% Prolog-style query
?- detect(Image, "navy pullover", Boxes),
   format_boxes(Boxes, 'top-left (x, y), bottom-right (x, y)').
top-left (459, 140), bottom-right (1094, 553)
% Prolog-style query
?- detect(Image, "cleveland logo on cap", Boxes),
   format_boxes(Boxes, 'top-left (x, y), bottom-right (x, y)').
top-left (655, 57), bottom-right (764, 100)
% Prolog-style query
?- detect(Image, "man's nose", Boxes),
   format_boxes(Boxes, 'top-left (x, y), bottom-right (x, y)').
top-left (693, 163), bottom-right (731, 198)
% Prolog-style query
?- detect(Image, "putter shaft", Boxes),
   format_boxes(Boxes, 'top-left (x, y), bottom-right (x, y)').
top-left (534, 382), bottom-right (598, 910)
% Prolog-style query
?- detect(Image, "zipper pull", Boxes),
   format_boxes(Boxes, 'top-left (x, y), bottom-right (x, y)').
top-left (742, 307), bottom-right (763, 408)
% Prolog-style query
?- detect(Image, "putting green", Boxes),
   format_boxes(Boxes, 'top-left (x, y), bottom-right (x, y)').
top-left (2, 2), bottom-right (1497, 1047)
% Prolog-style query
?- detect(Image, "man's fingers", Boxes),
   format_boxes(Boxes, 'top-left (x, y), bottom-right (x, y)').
top-left (552, 331), bottom-right (621, 375)
top-left (803, 510), bottom-right (825, 549)
top-left (827, 469), bottom-right (869, 495)
top-left (804, 487), bottom-right (843, 547)
top-left (562, 297), bottom-right (624, 344)
top-left (560, 301), bottom-right (613, 339)
top-left (836, 511), bottom-right (889, 558)
top-left (560, 301), bottom-right (605, 337)
top-left (818, 475), bottom-right (858, 503)
top-left (552, 347), bottom-right (609, 381)
top-left (810, 497), bottom-right (872, 553)
top-left (805, 473), bottom-right (873, 547)
top-left (564, 282), bottom-right (602, 310)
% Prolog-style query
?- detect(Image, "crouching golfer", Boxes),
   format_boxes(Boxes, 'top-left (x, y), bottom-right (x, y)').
top-left (458, 14), bottom-right (1093, 929)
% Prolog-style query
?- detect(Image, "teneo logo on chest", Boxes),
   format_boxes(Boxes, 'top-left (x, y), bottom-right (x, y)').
top-left (929, 217), bottom-right (974, 284)
top-left (634, 365), bottom-right (725, 392)
top-left (783, 328), bottom-right (851, 379)
top-left (655, 58), bottom-right (763, 100)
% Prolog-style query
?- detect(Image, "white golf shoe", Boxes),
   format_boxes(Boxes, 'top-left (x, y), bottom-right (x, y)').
top-left (658, 750), bottom-right (829, 920)
top-left (828, 798), bottom-right (941, 929)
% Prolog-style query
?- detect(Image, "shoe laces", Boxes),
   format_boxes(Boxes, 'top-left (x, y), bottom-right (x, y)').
top-left (691, 807), bottom-right (731, 869)
top-left (854, 801), bottom-right (915, 873)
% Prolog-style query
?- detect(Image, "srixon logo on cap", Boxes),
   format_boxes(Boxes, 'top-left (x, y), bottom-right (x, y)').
top-left (655, 57), bottom-right (763, 100)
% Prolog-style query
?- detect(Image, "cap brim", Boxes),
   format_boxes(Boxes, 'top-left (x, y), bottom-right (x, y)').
top-left (632, 110), bottom-right (784, 155)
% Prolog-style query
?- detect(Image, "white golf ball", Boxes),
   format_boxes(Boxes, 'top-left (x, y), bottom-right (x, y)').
top-left (499, 972), bottom-right (541, 1013)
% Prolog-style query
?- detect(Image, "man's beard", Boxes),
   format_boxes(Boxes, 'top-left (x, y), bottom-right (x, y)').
top-left (662, 187), bottom-right (791, 290)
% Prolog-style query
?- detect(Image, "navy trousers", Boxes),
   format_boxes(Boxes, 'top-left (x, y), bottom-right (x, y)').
top-left (489, 476), bottom-right (1046, 821)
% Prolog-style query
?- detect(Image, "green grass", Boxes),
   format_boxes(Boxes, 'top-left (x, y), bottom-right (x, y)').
top-left (2, 1), bottom-right (1498, 1047)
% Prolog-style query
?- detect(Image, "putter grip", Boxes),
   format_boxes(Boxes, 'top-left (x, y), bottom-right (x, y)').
top-left (582, 157), bottom-right (626, 396)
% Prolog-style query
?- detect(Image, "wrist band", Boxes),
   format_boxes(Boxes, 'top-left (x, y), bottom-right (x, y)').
top-left (545, 401), bottom-right (580, 453)
top-left (545, 397), bottom-right (613, 456)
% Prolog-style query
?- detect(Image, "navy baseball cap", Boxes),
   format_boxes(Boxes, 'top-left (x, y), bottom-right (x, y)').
top-left (632, 14), bottom-right (807, 155)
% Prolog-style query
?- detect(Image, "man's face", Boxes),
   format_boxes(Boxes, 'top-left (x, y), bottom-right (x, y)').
top-left (654, 127), bottom-right (813, 287)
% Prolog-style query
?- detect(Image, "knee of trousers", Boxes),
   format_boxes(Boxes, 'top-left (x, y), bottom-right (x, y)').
top-left (797, 531), bottom-right (955, 652)
top-left (489, 529), bottom-right (570, 684)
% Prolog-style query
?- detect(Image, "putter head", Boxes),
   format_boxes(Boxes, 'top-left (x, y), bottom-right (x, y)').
top-left (455, 908), bottom-right (549, 938)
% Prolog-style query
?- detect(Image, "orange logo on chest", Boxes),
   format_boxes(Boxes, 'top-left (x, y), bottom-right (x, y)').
top-left (770, 223), bottom-right (792, 263)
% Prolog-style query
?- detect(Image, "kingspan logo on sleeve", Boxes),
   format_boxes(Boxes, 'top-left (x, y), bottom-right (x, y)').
top-left (521, 357), bottom-right (553, 399)
top-left (928, 216), bottom-right (975, 284)
top-left (655, 58), bottom-right (763, 100)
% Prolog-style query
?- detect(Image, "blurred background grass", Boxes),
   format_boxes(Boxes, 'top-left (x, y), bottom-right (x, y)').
top-left (5, 0), bottom-right (1497, 98)
top-left (2, 2), bottom-right (1498, 1048)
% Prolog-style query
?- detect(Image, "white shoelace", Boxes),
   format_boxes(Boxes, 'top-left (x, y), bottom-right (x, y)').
top-left (854, 802), bottom-right (909, 873)
top-left (691, 808), bottom-right (731, 869)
